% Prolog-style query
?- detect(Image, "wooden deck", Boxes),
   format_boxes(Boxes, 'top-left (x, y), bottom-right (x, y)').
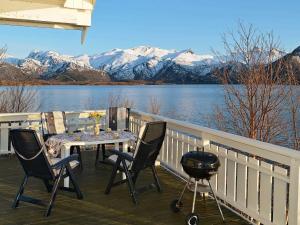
top-left (0, 152), bottom-right (249, 225)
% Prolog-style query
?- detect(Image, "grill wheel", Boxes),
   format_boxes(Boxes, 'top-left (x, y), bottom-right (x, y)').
top-left (186, 213), bottom-right (199, 225)
top-left (170, 199), bottom-right (183, 213)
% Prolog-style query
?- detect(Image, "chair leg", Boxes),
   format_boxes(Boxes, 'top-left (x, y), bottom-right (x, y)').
top-left (66, 165), bottom-right (83, 199)
top-left (70, 146), bottom-right (75, 155)
top-left (75, 146), bottom-right (83, 171)
top-left (12, 175), bottom-right (28, 208)
top-left (95, 144), bottom-right (100, 165)
top-left (151, 165), bottom-right (162, 192)
top-left (122, 160), bottom-right (138, 204)
top-left (43, 179), bottom-right (52, 193)
top-left (101, 144), bottom-right (106, 160)
top-left (104, 159), bottom-right (120, 195)
top-left (45, 169), bottom-right (64, 217)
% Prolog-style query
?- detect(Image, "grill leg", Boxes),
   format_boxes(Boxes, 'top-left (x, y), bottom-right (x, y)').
top-left (177, 177), bottom-right (191, 204)
top-left (192, 180), bottom-right (198, 213)
top-left (208, 180), bottom-right (225, 221)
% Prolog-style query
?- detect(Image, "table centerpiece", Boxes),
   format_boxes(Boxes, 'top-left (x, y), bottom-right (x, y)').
top-left (89, 112), bottom-right (104, 135)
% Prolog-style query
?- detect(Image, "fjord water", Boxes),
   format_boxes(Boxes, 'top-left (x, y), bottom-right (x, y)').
top-left (34, 85), bottom-right (225, 126)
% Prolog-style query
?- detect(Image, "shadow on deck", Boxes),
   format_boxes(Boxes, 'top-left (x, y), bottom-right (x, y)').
top-left (0, 152), bottom-right (249, 225)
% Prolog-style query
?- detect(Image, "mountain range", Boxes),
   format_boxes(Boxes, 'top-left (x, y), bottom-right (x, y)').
top-left (1, 45), bottom-right (300, 84)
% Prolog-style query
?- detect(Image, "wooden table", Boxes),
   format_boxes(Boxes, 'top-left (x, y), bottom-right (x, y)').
top-left (46, 131), bottom-right (136, 187)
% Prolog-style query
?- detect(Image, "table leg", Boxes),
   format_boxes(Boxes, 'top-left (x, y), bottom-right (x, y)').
top-left (114, 142), bottom-right (119, 151)
top-left (122, 141), bottom-right (129, 153)
top-left (62, 145), bottom-right (70, 188)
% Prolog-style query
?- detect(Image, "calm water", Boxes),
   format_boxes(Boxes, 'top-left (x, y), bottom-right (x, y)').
top-left (31, 85), bottom-right (225, 126)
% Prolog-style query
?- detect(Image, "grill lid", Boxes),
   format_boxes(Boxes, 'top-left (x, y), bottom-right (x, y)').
top-left (181, 151), bottom-right (220, 170)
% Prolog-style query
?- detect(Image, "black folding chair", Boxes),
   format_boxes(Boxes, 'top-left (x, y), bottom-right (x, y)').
top-left (104, 121), bottom-right (166, 204)
top-left (41, 111), bottom-right (83, 170)
top-left (10, 129), bottom-right (83, 217)
top-left (95, 107), bottom-right (130, 165)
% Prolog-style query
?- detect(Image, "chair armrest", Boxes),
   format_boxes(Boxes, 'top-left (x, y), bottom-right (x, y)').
top-left (108, 149), bottom-right (134, 162)
top-left (73, 130), bottom-right (81, 133)
top-left (66, 130), bottom-right (81, 134)
top-left (43, 133), bottom-right (55, 142)
top-left (137, 138), bottom-right (155, 146)
top-left (51, 154), bottom-right (79, 169)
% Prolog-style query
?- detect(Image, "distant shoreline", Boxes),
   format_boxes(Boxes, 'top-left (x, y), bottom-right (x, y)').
top-left (0, 80), bottom-right (157, 86)
top-left (0, 80), bottom-right (219, 86)
top-left (0, 80), bottom-right (298, 86)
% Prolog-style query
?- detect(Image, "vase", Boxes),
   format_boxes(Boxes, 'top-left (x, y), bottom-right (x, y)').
top-left (94, 124), bottom-right (100, 135)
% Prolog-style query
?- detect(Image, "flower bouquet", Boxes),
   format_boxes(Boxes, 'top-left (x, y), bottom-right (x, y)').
top-left (89, 112), bottom-right (104, 135)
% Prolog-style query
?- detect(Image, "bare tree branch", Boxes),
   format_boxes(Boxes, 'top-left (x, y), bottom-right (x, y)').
top-left (0, 85), bottom-right (40, 113)
top-left (207, 23), bottom-right (299, 149)
top-left (148, 96), bottom-right (161, 114)
top-left (107, 93), bottom-right (135, 108)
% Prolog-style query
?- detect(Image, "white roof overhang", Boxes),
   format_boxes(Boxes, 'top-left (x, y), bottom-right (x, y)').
top-left (0, 0), bottom-right (96, 43)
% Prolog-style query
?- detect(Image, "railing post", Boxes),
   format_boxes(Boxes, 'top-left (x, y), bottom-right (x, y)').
top-left (201, 135), bottom-right (210, 189)
top-left (202, 135), bottom-right (210, 151)
top-left (289, 159), bottom-right (300, 225)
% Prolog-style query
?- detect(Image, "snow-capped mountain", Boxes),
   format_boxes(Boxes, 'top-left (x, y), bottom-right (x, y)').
top-left (3, 45), bottom-right (298, 84)
top-left (276, 46), bottom-right (300, 81)
top-left (5, 50), bottom-right (110, 82)
top-left (3, 46), bottom-right (219, 83)
top-left (19, 50), bottom-right (102, 78)
top-left (84, 46), bottom-right (218, 80)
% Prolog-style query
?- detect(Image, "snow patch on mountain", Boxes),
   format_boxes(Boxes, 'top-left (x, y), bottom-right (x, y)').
top-left (3, 54), bottom-right (20, 65)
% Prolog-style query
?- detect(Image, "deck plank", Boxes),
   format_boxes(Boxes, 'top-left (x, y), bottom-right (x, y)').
top-left (0, 152), bottom-right (249, 225)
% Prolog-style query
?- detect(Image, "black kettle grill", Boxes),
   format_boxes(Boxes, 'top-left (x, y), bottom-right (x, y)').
top-left (170, 151), bottom-right (224, 225)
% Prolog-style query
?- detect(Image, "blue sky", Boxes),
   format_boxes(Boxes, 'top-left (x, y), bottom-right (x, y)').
top-left (0, 0), bottom-right (299, 58)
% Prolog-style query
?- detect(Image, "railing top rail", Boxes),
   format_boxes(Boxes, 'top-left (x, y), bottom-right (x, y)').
top-left (0, 109), bottom-right (106, 117)
top-left (131, 109), bottom-right (300, 162)
top-left (0, 109), bottom-right (106, 116)
top-left (0, 110), bottom-right (107, 123)
top-left (0, 112), bottom-right (41, 117)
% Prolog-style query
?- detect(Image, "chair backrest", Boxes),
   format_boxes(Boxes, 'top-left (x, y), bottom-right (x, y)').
top-left (10, 129), bottom-right (54, 180)
top-left (41, 111), bottom-right (67, 135)
top-left (106, 107), bottom-right (130, 131)
top-left (131, 121), bottom-right (166, 174)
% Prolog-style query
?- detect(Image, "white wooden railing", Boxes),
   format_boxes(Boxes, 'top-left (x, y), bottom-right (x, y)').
top-left (0, 110), bottom-right (105, 154)
top-left (129, 109), bottom-right (300, 225)
top-left (1, 109), bottom-right (300, 225)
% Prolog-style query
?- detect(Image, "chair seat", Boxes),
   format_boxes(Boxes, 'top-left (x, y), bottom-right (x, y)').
top-left (107, 152), bottom-right (133, 167)
top-left (50, 158), bottom-right (79, 175)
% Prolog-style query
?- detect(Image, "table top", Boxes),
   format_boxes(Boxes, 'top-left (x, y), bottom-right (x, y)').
top-left (45, 131), bottom-right (136, 157)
